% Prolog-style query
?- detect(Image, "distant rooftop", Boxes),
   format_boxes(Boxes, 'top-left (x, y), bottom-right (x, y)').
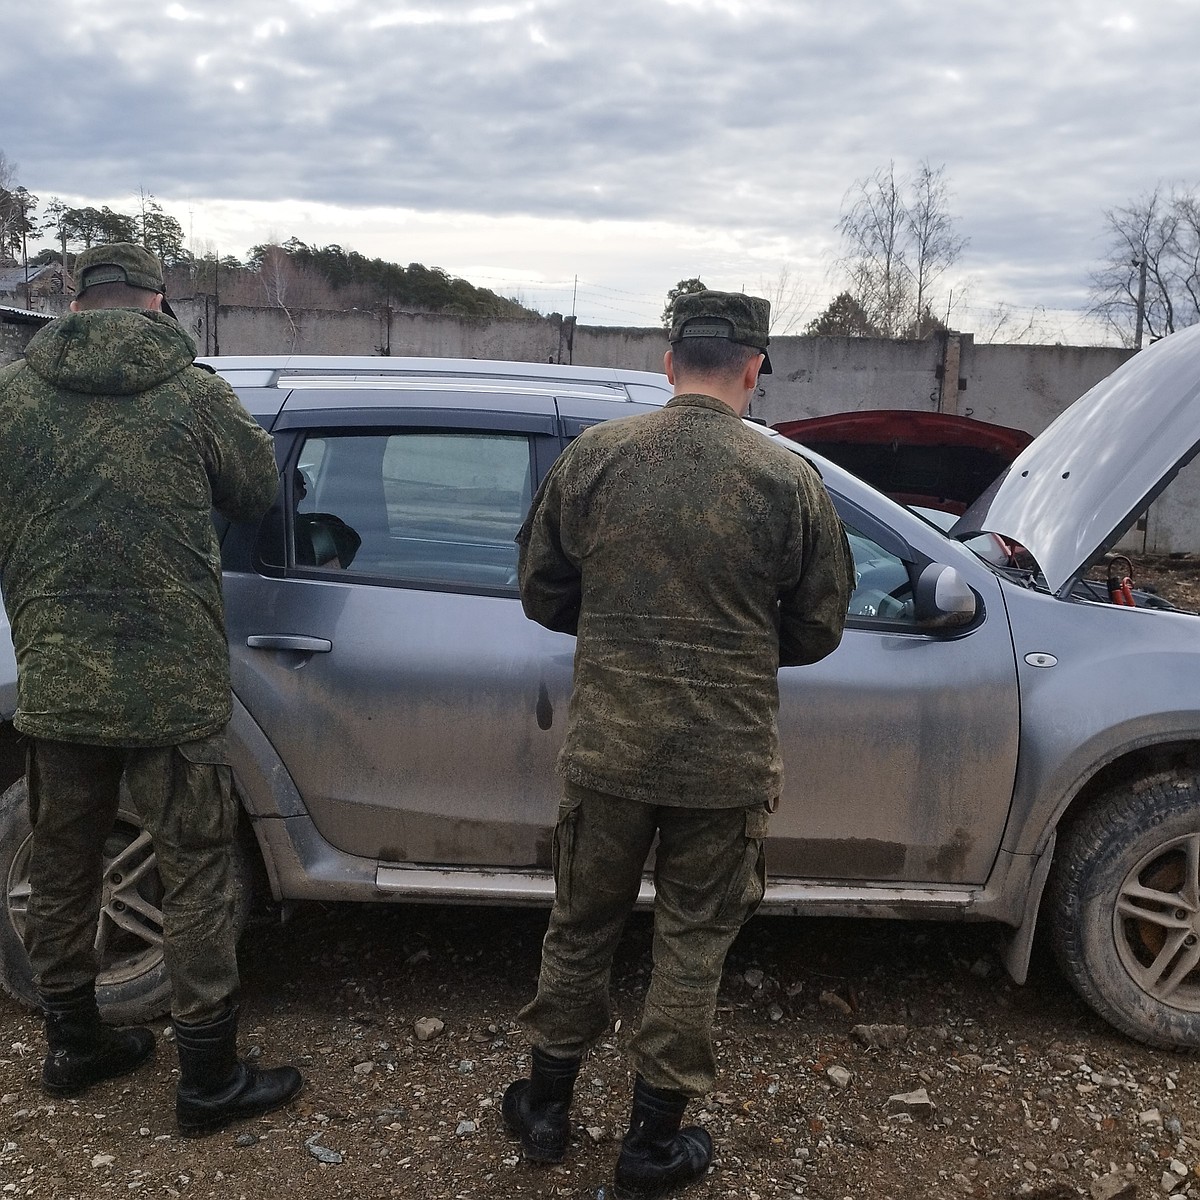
top-left (0, 302), bottom-right (53, 323)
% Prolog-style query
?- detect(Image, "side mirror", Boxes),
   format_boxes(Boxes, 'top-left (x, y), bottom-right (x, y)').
top-left (914, 564), bottom-right (977, 628)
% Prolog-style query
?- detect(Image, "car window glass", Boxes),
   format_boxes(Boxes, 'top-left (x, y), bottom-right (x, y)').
top-left (298, 437), bottom-right (327, 486)
top-left (845, 522), bottom-right (917, 622)
top-left (259, 431), bottom-right (532, 592)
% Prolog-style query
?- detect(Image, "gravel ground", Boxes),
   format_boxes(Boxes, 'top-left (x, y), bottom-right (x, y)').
top-left (3, 553), bottom-right (1200, 1200)
top-left (2, 905), bottom-right (1198, 1200)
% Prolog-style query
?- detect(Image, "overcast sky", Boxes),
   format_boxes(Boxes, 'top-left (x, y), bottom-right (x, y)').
top-left (3, 0), bottom-right (1195, 341)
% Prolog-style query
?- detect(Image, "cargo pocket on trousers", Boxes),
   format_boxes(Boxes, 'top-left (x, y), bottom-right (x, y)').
top-left (717, 804), bottom-right (770, 924)
top-left (176, 732), bottom-right (230, 767)
top-left (172, 734), bottom-right (235, 851)
top-left (552, 793), bottom-right (584, 910)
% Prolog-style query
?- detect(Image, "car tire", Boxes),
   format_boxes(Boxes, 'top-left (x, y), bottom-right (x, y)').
top-left (1048, 773), bottom-right (1200, 1049)
top-left (0, 776), bottom-right (253, 1025)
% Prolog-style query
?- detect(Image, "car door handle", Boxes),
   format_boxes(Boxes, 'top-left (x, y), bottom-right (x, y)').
top-left (246, 635), bottom-right (333, 653)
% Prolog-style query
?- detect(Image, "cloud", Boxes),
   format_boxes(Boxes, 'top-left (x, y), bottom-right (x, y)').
top-left (3, 0), bottom-right (1197, 334)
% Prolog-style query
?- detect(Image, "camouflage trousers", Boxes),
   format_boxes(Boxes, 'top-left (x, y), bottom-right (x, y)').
top-left (24, 733), bottom-right (240, 1023)
top-left (519, 782), bottom-right (769, 1097)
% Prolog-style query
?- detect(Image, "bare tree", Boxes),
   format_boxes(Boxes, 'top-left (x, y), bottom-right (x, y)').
top-left (906, 162), bottom-right (967, 338)
top-left (755, 264), bottom-right (816, 334)
top-left (837, 160), bottom-right (966, 339)
top-left (255, 244), bottom-right (300, 349)
top-left (975, 302), bottom-right (1055, 345)
top-left (1089, 184), bottom-right (1200, 346)
top-left (838, 162), bottom-right (910, 337)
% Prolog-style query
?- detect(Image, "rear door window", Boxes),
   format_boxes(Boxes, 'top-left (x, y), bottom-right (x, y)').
top-left (257, 430), bottom-right (534, 593)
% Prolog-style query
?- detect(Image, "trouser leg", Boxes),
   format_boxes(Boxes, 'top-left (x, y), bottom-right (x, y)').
top-left (124, 732), bottom-right (240, 1024)
top-left (519, 785), bottom-right (658, 1056)
top-left (632, 803), bottom-right (769, 1097)
top-left (24, 740), bottom-right (125, 993)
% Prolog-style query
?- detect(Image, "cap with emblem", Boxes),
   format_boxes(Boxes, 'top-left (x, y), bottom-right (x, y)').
top-left (668, 289), bottom-right (773, 374)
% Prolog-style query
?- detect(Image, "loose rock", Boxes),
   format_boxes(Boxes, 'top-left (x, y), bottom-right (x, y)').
top-left (886, 1088), bottom-right (936, 1120)
top-left (413, 1017), bottom-right (445, 1042)
top-left (1090, 1171), bottom-right (1137, 1200)
top-left (305, 1135), bottom-right (343, 1164)
top-left (852, 1024), bottom-right (909, 1050)
top-left (819, 990), bottom-right (853, 1016)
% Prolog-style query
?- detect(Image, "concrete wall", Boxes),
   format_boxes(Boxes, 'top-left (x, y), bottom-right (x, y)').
top-left (9, 297), bottom-right (1195, 553)
top-left (752, 337), bottom-right (950, 425)
top-left (962, 341), bottom-right (1135, 432)
top-left (0, 313), bottom-right (51, 367)
top-left (0, 322), bottom-right (29, 367)
top-left (183, 300), bottom-right (575, 364)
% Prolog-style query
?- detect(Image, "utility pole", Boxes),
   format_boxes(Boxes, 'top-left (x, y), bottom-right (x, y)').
top-left (1132, 257), bottom-right (1148, 350)
top-left (21, 209), bottom-right (29, 308)
top-left (213, 250), bottom-right (220, 356)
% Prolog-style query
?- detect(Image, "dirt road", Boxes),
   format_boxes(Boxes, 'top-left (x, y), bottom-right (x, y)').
top-left (2, 903), bottom-right (1198, 1200)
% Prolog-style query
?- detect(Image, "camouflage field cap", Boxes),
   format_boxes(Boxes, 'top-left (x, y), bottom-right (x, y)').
top-left (669, 289), bottom-right (773, 374)
top-left (75, 242), bottom-right (166, 296)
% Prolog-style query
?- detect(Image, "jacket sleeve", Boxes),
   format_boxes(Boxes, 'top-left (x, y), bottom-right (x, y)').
top-left (516, 453), bottom-right (582, 634)
top-left (191, 371), bottom-right (280, 524)
top-left (778, 469), bottom-right (856, 667)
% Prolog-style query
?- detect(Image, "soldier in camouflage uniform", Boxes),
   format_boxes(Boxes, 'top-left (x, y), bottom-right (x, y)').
top-left (504, 291), bottom-right (854, 1199)
top-left (0, 243), bottom-right (303, 1135)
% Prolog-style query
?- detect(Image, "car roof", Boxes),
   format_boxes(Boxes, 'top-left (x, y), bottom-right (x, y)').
top-left (201, 353), bottom-right (671, 392)
top-left (204, 354), bottom-right (673, 426)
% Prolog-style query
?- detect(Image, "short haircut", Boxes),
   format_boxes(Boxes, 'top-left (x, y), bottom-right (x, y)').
top-left (74, 281), bottom-right (159, 310)
top-left (671, 334), bottom-right (759, 379)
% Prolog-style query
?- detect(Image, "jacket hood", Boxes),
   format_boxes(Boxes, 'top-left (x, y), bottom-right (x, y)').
top-left (24, 309), bottom-right (197, 396)
top-left (953, 323), bottom-right (1200, 596)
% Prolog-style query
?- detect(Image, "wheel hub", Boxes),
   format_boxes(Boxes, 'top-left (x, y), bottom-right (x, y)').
top-left (1116, 832), bottom-right (1200, 1011)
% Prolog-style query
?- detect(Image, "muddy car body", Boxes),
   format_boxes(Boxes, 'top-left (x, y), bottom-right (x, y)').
top-left (3, 340), bottom-right (1200, 1048)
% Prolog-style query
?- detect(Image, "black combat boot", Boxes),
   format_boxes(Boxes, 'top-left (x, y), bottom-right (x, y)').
top-left (173, 1006), bottom-right (304, 1138)
top-left (502, 1046), bottom-right (582, 1162)
top-left (40, 983), bottom-right (155, 1097)
top-left (612, 1075), bottom-right (714, 1200)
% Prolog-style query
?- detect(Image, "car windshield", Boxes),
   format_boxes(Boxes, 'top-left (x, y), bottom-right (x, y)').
top-left (909, 504), bottom-right (1012, 567)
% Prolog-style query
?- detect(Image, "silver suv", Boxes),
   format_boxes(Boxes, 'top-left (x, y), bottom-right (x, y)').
top-left (3, 341), bottom-right (1200, 1050)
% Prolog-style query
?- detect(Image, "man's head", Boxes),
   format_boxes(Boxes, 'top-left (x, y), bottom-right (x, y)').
top-left (70, 242), bottom-right (169, 314)
top-left (665, 290), bottom-right (772, 410)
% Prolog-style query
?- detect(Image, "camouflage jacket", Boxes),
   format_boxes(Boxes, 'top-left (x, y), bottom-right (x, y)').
top-left (517, 392), bottom-right (854, 809)
top-left (0, 309), bottom-right (277, 747)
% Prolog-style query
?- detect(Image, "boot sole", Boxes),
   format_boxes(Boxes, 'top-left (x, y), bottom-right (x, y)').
top-left (612, 1185), bottom-right (665, 1200)
top-left (42, 1041), bottom-right (156, 1098)
top-left (517, 1139), bottom-right (567, 1164)
top-left (178, 1077), bottom-right (305, 1138)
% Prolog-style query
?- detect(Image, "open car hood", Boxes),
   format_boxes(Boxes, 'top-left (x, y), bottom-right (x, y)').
top-left (953, 324), bottom-right (1200, 597)
top-left (772, 410), bottom-right (1031, 514)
